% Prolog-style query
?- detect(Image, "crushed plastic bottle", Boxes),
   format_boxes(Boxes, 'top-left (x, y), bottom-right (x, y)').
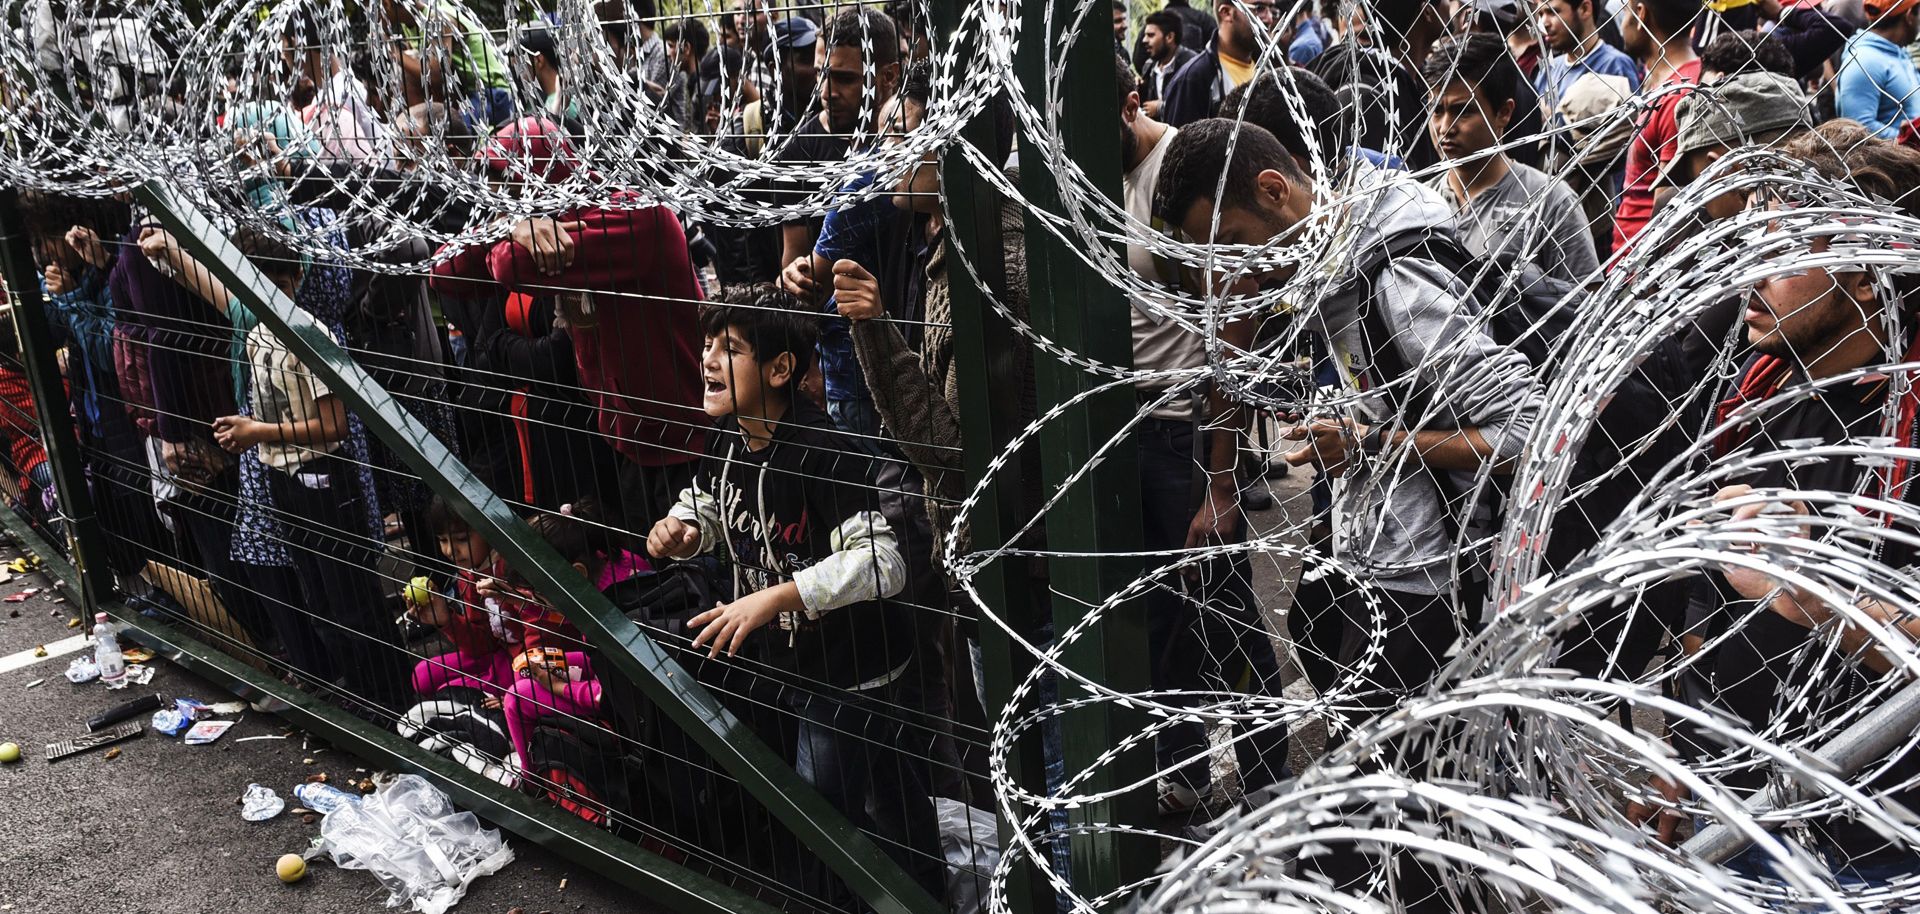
top-left (93, 613), bottom-right (126, 689)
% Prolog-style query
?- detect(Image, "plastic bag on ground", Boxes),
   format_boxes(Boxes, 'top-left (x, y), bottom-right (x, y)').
top-left (937, 798), bottom-right (1001, 914)
top-left (316, 774), bottom-right (513, 914)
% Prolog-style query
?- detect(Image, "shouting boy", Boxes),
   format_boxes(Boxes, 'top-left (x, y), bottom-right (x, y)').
top-left (645, 284), bottom-right (942, 902)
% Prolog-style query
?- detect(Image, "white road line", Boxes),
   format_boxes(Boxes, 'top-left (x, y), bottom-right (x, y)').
top-left (0, 634), bottom-right (90, 675)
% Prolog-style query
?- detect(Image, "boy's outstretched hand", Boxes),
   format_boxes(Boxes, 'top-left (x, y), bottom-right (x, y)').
top-left (646, 516), bottom-right (702, 559)
top-left (688, 583), bottom-right (800, 658)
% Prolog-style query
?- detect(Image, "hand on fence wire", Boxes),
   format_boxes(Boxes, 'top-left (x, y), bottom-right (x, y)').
top-left (1282, 417), bottom-right (1370, 478)
top-left (689, 585), bottom-right (798, 659)
top-left (781, 255), bottom-right (819, 301)
top-left (42, 262), bottom-right (72, 296)
top-left (1711, 483), bottom-right (1819, 613)
top-left (64, 225), bottom-right (108, 269)
top-left (832, 260), bottom-right (883, 321)
top-left (1624, 775), bottom-right (1689, 846)
top-left (646, 516), bottom-right (702, 560)
top-left (212, 415), bottom-right (271, 454)
top-left (510, 217), bottom-right (584, 277)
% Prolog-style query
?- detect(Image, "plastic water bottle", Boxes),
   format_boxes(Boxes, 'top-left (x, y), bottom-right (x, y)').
top-left (94, 612), bottom-right (127, 689)
top-left (294, 781), bottom-right (360, 815)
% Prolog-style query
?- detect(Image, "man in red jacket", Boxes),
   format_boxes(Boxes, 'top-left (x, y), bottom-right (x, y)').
top-left (430, 117), bottom-right (707, 529)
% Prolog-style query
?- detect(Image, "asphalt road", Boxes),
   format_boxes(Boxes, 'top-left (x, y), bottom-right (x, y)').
top-left (0, 551), bottom-right (647, 914)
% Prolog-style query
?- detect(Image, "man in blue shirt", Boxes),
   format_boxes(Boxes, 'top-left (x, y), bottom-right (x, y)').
top-left (1535, 0), bottom-right (1642, 131)
top-left (1535, 0), bottom-right (1639, 256)
top-left (1837, 0), bottom-right (1920, 138)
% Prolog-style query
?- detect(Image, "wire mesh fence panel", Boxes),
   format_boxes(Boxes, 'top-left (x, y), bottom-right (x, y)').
top-left (14, 0), bottom-right (1920, 913)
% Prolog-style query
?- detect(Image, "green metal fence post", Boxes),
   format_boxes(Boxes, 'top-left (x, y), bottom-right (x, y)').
top-left (1012, 13), bottom-right (1159, 910)
top-left (0, 189), bottom-right (117, 609)
top-left (133, 182), bottom-right (944, 914)
top-left (938, 37), bottom-right (1063, 914)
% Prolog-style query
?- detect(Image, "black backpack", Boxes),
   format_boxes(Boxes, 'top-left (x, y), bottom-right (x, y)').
top-left (1351, 228), bottom-right (1695, 575)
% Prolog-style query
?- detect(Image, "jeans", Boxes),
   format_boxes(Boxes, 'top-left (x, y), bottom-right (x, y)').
top-left (788, 671), bottom-right (946, 911)
top-left (266, 454), bottom-right (411, 711)
top-left (1136, 417), bottom-right (1289, 793)
top-left (827, 397), bottom-right (889, 460)
top-left (1706, 822), bottom-right (1920, 889)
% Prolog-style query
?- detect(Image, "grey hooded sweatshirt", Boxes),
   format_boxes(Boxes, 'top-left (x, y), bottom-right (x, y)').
top-left (1313, 169), bottom-right (1544, 596)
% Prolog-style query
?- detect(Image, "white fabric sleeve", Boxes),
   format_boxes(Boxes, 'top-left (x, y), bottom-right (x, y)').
top-left (666, 478), bottom-right (721, 556)
top-left (791, 510), bottom-right (907, 618)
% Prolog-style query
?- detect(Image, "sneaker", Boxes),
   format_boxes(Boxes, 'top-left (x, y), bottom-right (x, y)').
top-left (1158, 779), bottom-right (1209, 816)
top-left (1242, 485), bottom-right (1274, 512)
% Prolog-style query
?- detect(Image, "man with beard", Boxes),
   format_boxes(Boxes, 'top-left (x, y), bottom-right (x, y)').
top-left (1139, 10), bottom-right (1198, 118)
top-left (1629, 130), bottom-right (1920, 887)
top-left (1153, 116), bottom-right (1541, 728)
top-left (1159, 0), bottom-right (1271, 126)
top-left (774, 8), bottom-right (901, 271)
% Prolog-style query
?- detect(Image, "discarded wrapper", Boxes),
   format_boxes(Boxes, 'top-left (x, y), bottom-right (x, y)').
top-left (241, 783), bottom-right (285, 822)
top-left (64, 655), bottom-right (99, 684)
top-left (182, 720), bottom-right (233, 745)
top-left (152, 698), bottom-right (211, 737)
top-left (122, 646), bottom-right (155, 663)
top-left (124, 664), bottom-right (156, 686)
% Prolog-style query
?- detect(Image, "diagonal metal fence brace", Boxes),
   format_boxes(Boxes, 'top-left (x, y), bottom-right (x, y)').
top-left (0, 500), bottom-right (777, 914)
top-left (134, 180), bottom-right (944, 914)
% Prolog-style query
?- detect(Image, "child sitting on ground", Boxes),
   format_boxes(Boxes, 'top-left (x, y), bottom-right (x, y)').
top-left (407, 496), bottom-right (528, 702)
top-left (644, 283), bottom-right (940, 901)
top-left (481, 500), bottom-right (651, 779)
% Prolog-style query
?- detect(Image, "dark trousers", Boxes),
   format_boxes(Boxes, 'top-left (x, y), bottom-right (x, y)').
top-left (82, 419), bottom-right (169, 579)
top-left (1137, 417), bottom-right (1289, 793)
top-left (1288, 576), bottom-right (1465, 730)
top-left (167, 465), bottom-right (283, 651)
top-left (787, 670), bottom-right (946, 911)
top-left (265, 454), bottom-right (411, 711)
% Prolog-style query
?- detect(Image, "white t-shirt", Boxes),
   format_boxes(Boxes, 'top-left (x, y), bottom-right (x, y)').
top-left (1124, 124), bottom-right (1207, 421)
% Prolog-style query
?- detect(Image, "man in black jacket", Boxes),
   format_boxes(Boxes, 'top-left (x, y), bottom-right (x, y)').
top-left (1140, 10), bottom-right (1200, 117)
top-left (1159, 0), bottom-right (1269, 126)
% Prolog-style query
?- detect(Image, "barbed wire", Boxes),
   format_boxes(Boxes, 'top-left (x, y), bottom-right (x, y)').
top-left (10, 1), bottom-right (1920, 912)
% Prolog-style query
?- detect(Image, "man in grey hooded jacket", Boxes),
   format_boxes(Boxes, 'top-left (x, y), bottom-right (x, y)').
top-left (1153, 117), bottom-right (1543, 720)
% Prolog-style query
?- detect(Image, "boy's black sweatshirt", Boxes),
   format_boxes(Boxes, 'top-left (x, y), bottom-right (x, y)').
top-left (672, 399), bottom-right (916, 691)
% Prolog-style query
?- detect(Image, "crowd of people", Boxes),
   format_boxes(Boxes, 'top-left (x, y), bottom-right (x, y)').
top-left (6, 0), bottom-right (1920, 906)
